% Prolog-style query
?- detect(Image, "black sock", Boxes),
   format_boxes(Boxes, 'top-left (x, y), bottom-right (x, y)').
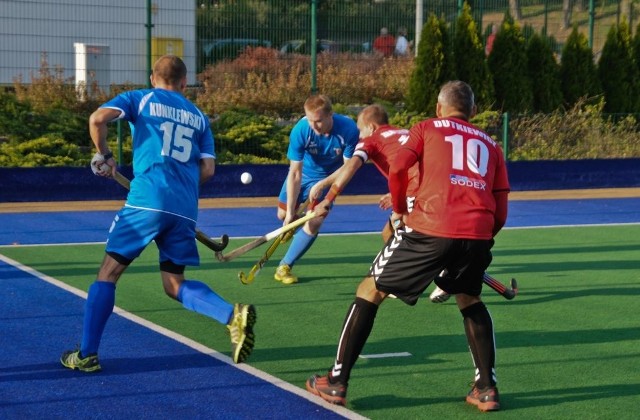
top-left (461, 302), bottom-right (496, 388)
top-left (329, 297), bottom-right (378, 385)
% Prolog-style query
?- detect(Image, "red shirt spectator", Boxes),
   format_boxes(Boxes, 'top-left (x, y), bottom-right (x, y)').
top-left (485, 24), bottom-right (498, 56)
top-left (373, 27), bottom-right (396, 57)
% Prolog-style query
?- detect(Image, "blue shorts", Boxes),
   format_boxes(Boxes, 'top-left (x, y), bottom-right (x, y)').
top-left (278, 176), bottom-right (329, 208)
top-left (105, 206), bottom-right (200, 267)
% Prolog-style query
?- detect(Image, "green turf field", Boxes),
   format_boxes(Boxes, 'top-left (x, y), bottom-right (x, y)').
top-left (2, 225), bottom-right (639, 419)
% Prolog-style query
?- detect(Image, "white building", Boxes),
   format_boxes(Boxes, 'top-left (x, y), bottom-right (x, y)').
top-left (0, 0), bottom-right (196, 91)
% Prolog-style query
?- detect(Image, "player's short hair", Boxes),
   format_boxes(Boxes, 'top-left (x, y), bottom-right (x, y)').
top-left (304, 94), bottom-right (333, 115)
top-left (359, 104), bottom-right (389, 126)
top-left (438, 80), bottom-right (475, 118)
top-left (153, 55), bottom-right (187, 86)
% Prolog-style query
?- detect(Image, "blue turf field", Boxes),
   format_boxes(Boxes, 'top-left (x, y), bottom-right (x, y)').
top-left (0, 256), bottom-right (354, 419)
top-left (1, 196), bottom-right (639, 419)
top-left (2, 198), bottom-right (640, 246)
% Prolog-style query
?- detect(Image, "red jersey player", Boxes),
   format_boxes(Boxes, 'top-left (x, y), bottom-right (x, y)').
top-left (311, 103), bottom-right (418, 234)
top-left (312, 104), bottom-right (510, 303)
top-left (306, 81), bottom-right (509, 412)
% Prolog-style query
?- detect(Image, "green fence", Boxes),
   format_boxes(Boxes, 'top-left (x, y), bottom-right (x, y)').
top-left (196, 0), bottom-right (638, 71)
top-left (3, 1), bottom-right (640, 165)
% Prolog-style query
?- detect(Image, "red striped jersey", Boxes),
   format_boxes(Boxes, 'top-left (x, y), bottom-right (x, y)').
top-left (390, 117), bottom-right (510, 239)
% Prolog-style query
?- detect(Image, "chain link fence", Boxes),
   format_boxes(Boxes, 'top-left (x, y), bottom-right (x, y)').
top-left (2, 1), bottom-right (640, 163)
top-left (3, 1), bottom-right (636, 89)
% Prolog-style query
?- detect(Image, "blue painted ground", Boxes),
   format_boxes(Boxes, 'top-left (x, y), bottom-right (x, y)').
top-left (0, 258), bottom-right (349, 419)
top-left (2, 198), bottom-right (640, 246)
top-left (1, 196), bottom-right (639, 419)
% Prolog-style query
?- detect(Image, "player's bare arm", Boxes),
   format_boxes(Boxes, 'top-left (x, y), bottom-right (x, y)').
top-left (378, 193), bottom-right (392, 210)
top-left (492, 190), bottom-right (509, 236)
top-left (283, 160), bottom-right (303, 224)
top-left (89, 107), bottom-right (121, 177)
top-left (310, 156), bottom-right (360, 203)
top-left (199, 157), bottom-right (215, 185)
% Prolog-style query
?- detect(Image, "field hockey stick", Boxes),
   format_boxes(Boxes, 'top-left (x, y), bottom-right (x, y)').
top-left (237, 200), bottom-right (311, 285)
top-left (237, 233), bottom-right (286, 285)
top-left (109, 170), bottom-right (230, 253)
top-left (483, 272), bottom-right (518, 300)
top-left (215, 210), bottom-right (317, 262)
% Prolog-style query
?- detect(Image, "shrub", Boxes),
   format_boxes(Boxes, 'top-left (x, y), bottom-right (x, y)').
top-left (0, 135), bottom-right (86, 167)
top-left (13, 53), bottom-right (106, 115)
top-left (196, 47), bottom-right (413, 117)
top-left (508, 98), bottom-right (640, 160)
top-left (211, 108), bottom-right (290, 163)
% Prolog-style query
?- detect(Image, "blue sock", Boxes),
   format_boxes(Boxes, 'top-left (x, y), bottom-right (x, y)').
top-left (81, 281), bottom-right (116, 356)
top-left (280, 229), bottom-right (317, 267)
top-left (178, 280), bottom-right (234, 325)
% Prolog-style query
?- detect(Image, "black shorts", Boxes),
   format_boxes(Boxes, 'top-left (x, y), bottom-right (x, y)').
top-left (368, 229), bottom-right (493, 305)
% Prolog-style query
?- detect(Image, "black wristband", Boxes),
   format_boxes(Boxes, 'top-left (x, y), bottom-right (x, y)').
top-left (102, 151), bottom-right (113, 161)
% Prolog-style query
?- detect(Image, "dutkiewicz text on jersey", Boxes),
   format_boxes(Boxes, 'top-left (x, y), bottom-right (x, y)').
top-left (433, 119), bottom-right (496, 145)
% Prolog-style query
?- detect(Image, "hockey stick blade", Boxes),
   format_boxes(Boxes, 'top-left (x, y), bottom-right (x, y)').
top-left (237, 202), bottom-right (308, 284)
top-left (110, 170), bottom-right (229, 252)
top-left (238, 233), bottom-right (286, 284)
top-left (502, 278), bottom-right (518, 300)
top-left (483, 272), bottom-right (518, 301)
top-left (216, 211), bottom-right (317, 262)
top-left (195, 230), bottom-right (230, 252)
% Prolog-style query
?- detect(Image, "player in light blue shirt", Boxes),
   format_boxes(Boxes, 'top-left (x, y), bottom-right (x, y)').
top-left (275, 94), bottom-right (359, 285)
top-left (61, 56), bottom-right (255, 372)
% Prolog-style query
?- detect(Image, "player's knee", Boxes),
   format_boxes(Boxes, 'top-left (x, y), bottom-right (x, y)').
top-left (160, 260), bottom-right (185, 274)
top-left (456, 293), bottom-right (481, 310)
top-left (99, 252), bottom-right (129, 281)
top-left (356, 276), bottom-right (384, 303)
top-left (306, 217), bottom-right (323, 234)
top-left (163, 284), bottom-right (180, 300)
top-left (160, 260), bottom-right (185, 299)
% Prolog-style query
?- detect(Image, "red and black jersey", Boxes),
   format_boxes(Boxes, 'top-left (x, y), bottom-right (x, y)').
top-left (353, 125), bottom-right (419, 196)
top-left (389, 117), bottom-right (510, 239)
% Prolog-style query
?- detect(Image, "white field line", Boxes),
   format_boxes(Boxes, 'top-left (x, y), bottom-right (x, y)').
top-left (0, 253), bottom-right (368, 420)
top-left (360, 352), bottom-right (412, 359)
top-left (3, 222), bottom-right (640, 249)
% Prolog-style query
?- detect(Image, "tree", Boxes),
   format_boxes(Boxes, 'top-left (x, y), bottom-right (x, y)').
top-left (406, 14), bottom-right (455, 115)
top-left (453, 2), bottom-right (494, 110)
top-left (598, 20), bottom-right (638, 113)
top-left (526, 33), bottom-right (563, 113)
top-left (631, 21), bottom-right (640, 111)
top-left (559, 26), bottom-right (601, 106)
top-left (487, 12), bottom-right (532, 113)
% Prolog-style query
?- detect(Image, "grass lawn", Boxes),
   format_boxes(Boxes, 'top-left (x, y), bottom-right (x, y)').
top-left (1, 224), bottom-right (639, 418)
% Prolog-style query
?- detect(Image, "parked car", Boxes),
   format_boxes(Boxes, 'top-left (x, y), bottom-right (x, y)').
top-left (280, 39), bottom-right (371, 55)
top-left (201, 38), bottom-right (273, 62)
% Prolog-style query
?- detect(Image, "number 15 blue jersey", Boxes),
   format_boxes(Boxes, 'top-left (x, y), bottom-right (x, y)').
top-left (101, 88), bottom-right (215, 221)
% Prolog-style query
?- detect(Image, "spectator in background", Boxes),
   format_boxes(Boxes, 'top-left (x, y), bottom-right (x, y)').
top-left (485, 23), bottom-right (498, 56)
top-left (395, 26), bottom-right (410, 56)
top-left (373, 27), bottom-right (395, 57)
